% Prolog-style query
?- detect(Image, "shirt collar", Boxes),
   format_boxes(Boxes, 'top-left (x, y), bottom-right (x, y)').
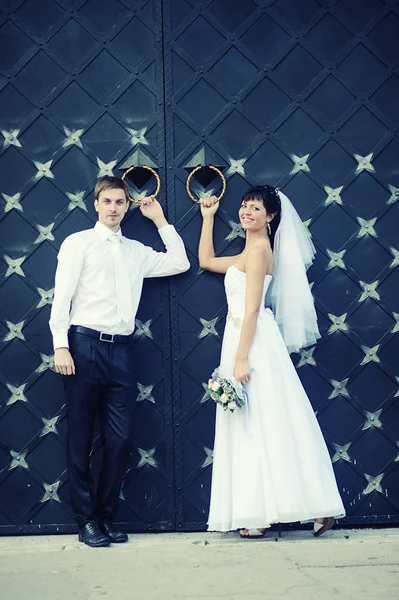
top-left (94, 222), bottom-right (124, 243)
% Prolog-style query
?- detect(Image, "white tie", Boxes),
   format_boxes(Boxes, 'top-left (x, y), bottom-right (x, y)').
top-left (109, 234), bottom-right (131, 323)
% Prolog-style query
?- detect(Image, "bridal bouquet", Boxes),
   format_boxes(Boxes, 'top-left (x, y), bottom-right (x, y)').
top-left (207, 367), bottom-right (247, 413)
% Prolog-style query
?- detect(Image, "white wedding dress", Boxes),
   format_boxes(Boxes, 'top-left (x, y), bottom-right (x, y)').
top-left (207, 266), bottom-right (345, 532)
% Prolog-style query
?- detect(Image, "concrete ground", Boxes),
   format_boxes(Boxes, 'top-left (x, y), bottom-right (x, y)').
top-left (0, 528), bottom-right (398, 600)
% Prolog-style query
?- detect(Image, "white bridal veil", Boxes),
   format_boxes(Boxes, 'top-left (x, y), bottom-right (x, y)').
top-left (267, 190), bottom-right (321, 354)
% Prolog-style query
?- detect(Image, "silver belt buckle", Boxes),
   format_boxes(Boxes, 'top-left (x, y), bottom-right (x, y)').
top-left (100, 332), bottom-right (115, 343)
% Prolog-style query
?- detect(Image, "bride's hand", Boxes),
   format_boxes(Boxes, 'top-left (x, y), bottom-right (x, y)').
top-left (200, 196), bottom-right (219, 218)
top-left (233, 358), bottom-right (251, 386)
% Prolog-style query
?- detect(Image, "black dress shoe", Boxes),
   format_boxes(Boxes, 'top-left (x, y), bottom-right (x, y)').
top-left (99, 520), bottom-right (128, 543)
top-left (78, 522), bottom-right (110, 547)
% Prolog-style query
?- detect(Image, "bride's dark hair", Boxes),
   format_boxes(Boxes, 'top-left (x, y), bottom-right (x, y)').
top-left (241, 185), bottom-right (281, 249)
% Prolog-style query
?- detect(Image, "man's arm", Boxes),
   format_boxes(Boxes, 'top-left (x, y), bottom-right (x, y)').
top-left (49, 235), bottom-right (84, 374)
top-left (140, 197), bottom-right (190, 277)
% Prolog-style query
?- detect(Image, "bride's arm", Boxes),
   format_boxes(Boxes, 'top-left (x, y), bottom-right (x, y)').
top-left (199, 196), bottom-right (239, 274)
top-left (234, 246), bottom-right (270, 384)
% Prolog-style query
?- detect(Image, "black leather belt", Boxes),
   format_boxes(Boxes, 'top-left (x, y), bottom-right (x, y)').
top-left (69, 325), bottom-right (132, 344)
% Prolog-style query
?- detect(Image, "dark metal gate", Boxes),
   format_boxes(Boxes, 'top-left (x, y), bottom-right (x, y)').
top-left (0, 0), bottom-right (398, 534)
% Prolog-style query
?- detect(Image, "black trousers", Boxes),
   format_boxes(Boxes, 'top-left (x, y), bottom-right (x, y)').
top-left (64, 330), bottom-right (136, 528)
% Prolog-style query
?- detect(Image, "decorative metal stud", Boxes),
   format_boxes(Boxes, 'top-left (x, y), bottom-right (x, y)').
top-left (36, 287), bottom-right (54, 308)
top-left (329, 378), bottom-right (350, 399)
top-left (387, 184), bottom-right (399, 205)
top-left (328, 313), bottom-right (348, 334)
top-left (360, 345), bottom-right (380, 365)
top-left (136, 383), bottom-right (155, 403)
top-left (199, 317), bottom-right (219, 339)
top-left (6, 383), bottom-right (28, 406)
top-left (389, 247), bottom-right (399, 268)
top-left (354, 153), bottom-right (374, 174)
top-left (137, 447), bottom-right (158, 468)
top-left (34, 160), bottom-right (54, 180)
top-left (201, 446), bottom-right (213, 468)
top-left (290, 153), bottom-right (310, 175)
top-left (2, 129), bottom-right (21, 148)
top-left (226, 156), bottom-right (246, 176)
top-left (35, 353), bottom-right (55, 373)
top-left (97, 157), bottom-right (117, 177)
top-left (134, 319), bottom-right (153, 340)
top-left (127, 127), bottom-right (149, 146)
top-left (9, 450), bottom-right (28, 470)
top-left (363, 473), bottom-right (384, 495)
top-left (34, 223), bottom-right (55, 244)
top-left (63, 127), bottom-right (84, 149)
top-left (362, 409), bottom-right (382, 430)
top-left (40, 416), bottom-right (60, 437)
top-left (332, 442), bottom-right (351, 463)
top-left (4, 255), bottom-right (26, 277)
top-left (66, 191), bottom-right (87, 212)
top-left (41, 481), bottom-right (61, 503)
top-left (357, 217), bottom-right (377, 238)
top-left (324, 185), bottom-right (344, 206)
top-left (296, 346), bottom-right (316, 368)
top-left (326, 249), bottom-right (346, 270)
top-left (2, 192), bottom-right (22, 213)
top-left (4, 321), bottom-right (25, 342)
top-left (226, 220), bottom-right (245, 241)
top-left (359, 280), bottom-right (380, 302)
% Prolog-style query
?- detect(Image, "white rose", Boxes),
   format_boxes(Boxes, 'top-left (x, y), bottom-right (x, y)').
top-left (211, 381), bottom-right (220, 391)
top-left (220, 393), bottom-right (229, 404)
top-left (228, 401), bottom-right (236, 411)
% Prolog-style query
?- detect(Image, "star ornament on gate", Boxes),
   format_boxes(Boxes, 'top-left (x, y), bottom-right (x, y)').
top-left (226, 156), bottom-right (246, 176)
top-left (226, 220), bottom-right (245, 241)
top-left (134, 319), bottom-right (153, 340)
top-left (326, 249), bottom-right (346, 270)
top-left (34, 223), bottom-right (55, 244)
top-left (2, 129), bottom-right (21, 148)
top-left (2, 192), bottom-right (22, 213)
top-left (34, 160), bottom-right (54, 180)
top-left (389, 247), bottom-right (399, 268)
top-left (199, 317), bottom-right (219, 339)
top-left (363, 473), bottom-right (384, 495)
top-left (137, 447), bottom-right (158, 468)
top-left (354, 153), bottom-right (375, 174)
top-left (127, 127), bottom-right (149, 146)
top-left (6, 383), bottom-right (28, 406)
top-left (329, 378), bottom-right (350, 399)
top-left (97, 158), bottom-right (117, 177)
top-left (63, 127), bottom-right (84, 149)
top-left (360, 345), bottom-right (380, 366)
top-left (4, 321), bottom-right (25, 341)
top-left (66, 191), bottom-right (87, 212)
top-left (201, 446), bottom-right (213, 468)
top-left (392, 313), bottom-right (399, 334)
top-left (290, 154), bottom-right (310, 175)
top-left (296, 346), bottom-right (316, 368)
top-left (36, 287), bottom-right (54, 308)
top-left (324, 186), bottom-right (344, 206)
top-left (357, 217), bottom-right (377, 238)
top-left (387, 184), bottom-right (399, 205)
top-left (201, 382), bottom-right (211, 403)
top-left (4, 255), bottom-right (26, 277)
top-left (362, 409), bottom-right (382, 430)
top-left (328, 313), bottom-right (348, 334)
top-left (41, 481), bottom-right (61, 503)
top-left (136, 383), bottom-right (155, 403)
top-left (332, 442), bottom-right (351, 463)
top-left (40, 416), bottom-right (60, 437)
top-left (9, 450), bottom-right (28, 470)
top-left (36, 353), bottom-right (55, 373)
top-left (359, 280), bottom-right (380, 302)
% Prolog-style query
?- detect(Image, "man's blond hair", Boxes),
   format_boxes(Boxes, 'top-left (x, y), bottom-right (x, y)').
top-left (94, 176), bottom-right (129, 202)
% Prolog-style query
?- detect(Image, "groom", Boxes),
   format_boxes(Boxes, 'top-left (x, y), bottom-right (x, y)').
top-left (50, 176), bottom-right (189, 547)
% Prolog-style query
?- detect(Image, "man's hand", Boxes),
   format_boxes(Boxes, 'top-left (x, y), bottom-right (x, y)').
top-left (54, 347), bottom-right (75, 376)
top-left (140, 196), bottom-right (168, 229)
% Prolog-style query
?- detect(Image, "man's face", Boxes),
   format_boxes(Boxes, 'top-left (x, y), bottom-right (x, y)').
top-left (94, 187), bottom-right (129, 230)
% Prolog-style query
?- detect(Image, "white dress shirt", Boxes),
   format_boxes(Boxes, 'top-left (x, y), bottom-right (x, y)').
top-left (49, 222), bottom-right (190, 350)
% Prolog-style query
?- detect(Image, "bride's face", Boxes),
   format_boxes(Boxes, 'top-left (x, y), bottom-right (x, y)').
top-left (239, 198), bottom-right (268, 232)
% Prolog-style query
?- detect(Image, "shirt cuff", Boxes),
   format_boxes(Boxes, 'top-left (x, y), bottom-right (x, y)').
top-left (53, 331), bottom-right (69, 351)
top-left (157, 224), bottom-right (176, 240)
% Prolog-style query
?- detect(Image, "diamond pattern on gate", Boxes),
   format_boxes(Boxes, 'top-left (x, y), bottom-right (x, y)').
top-left (164, 0), bottom-right (399, 528)
top-left (0, 0), bottom-right (174, 533)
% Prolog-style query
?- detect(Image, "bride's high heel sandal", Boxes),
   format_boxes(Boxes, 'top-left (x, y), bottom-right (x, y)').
top-left (239, 528), bottom-right (266, 539)
top-left (313, 517), bottom-right (335, 537)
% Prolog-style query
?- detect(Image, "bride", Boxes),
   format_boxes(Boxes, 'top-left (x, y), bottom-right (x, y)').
top-left (198, 185), bottom-right (345, 538)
